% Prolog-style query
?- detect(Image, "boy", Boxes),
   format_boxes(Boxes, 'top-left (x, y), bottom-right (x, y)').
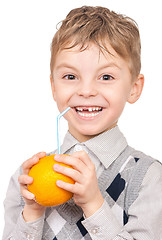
top-left (3, 5), bottom-right (162, 240)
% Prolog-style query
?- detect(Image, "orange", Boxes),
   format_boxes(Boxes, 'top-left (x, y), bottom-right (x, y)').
top-left (27, 154), bottom-right (74, 207)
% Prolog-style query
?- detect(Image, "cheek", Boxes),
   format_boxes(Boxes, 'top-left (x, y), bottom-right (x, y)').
top-left (53, 83), bottom-right (73, 109)
top-left (103, 85), bottom-right (129, 113)
top-left (108, 83), bottom-right (131, 102)
top-left (107, 94), bottom-right (127, 122)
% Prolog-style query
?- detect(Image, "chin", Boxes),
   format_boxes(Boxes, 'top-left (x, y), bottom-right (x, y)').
top-left (81, 123), bottom-right (117, 137)
top-left (78, 128), bottom-right (106, 140)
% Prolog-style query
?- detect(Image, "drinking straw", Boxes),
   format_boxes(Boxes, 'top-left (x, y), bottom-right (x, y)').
top-left (57, 107), bottom-right (71, 154)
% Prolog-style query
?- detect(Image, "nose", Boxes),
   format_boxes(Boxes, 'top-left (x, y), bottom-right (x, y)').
top-left (77, 80), bottom-right (98, 98)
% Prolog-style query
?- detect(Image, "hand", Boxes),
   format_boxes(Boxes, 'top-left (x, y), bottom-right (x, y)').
top-left (53, 151), bottom-right (104, 218)
top-left (18, 152), bottom-right (46, 222)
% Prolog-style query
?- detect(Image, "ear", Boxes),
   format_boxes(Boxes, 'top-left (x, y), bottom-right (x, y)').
top-left (50, 75), bottom-right (56, 102)
top-left (127, 74), bottom-right (144, 104)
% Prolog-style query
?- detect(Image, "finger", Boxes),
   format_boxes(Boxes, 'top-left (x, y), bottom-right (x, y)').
top-left (18, 175), bottom-right (33, 185)
top-left (34, 151), bottom-right (46, 158)
top-left (56, 180), bottom-right (78, 194)
top-left (22, 156), bottom-right (39, 174)
top-left (72, 151), bottom-right (94, 170)
top-left (18, 175), bottom-right (35, 200)
top-left (22, 152), bottom-right (46, 174)
top-left (53, 164), bottom-right (81, 183)
top-left (21, 187), bottom-right (35, 200)
top-left (54, 154), bottom-right (86, 172)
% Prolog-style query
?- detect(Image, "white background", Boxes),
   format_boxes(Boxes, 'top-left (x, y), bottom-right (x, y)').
top-left (0, 0), bottom-right (162, 237)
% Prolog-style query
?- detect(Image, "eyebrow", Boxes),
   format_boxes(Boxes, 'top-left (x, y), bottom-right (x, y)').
top-left (98, 62), bottom-right (121, 70)
top-left (55, 63), bottom-right (78, 72)
top-left (55, 61), bottom-right (121, 72)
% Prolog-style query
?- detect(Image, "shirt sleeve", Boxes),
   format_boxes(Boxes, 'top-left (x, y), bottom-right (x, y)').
top-left (2, 167), bottom-right (45, 240)
top-left (82, 161), bottom-right (162, 240)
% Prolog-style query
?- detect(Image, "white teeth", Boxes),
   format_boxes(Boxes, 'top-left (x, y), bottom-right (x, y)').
top-left (75, 106), bottom-right (102, 118)
top-left (77, 107), bottom-right (83, 111)
top-left (76, 107), bottom-right (102, 112)
top-left (77, 112), bottom-right (100, 117)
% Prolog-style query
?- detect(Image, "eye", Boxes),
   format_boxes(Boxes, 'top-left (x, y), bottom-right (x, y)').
top-left (100, 74), bottom-right (114, 81)
top-left (63, 74), bottom-right (76, 80)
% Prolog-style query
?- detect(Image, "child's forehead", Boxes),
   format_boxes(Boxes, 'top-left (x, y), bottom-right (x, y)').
top-left (53, 42), bottom-right (128, 73)
top-left (56, 41), bottom-right (119, 62)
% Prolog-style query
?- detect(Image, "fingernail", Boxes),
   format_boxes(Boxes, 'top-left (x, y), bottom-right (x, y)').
top-left (53, 164), bottom-right (59, 170)
top-left (56, 180), bottom-right (61, 187)
top-left (29, 192), bottom-right (35, 199)
top-left (40, 152), bottom-right (46, 156)
top-left (33, 155), bottom-right (38, 161)
top-left (54, 154), bottom-right (60, 160)
top-left (28, 176), bottom-right (33, 182)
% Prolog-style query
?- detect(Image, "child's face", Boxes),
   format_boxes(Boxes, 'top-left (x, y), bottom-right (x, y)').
top-left (51, 42), bottom-right (143, 142)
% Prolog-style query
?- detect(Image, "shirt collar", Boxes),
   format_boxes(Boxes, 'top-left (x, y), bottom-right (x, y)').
top-left (60, 126), bottom-right (128, 169)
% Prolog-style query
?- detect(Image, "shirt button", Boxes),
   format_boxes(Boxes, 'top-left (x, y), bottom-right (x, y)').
top-left (74, 145), bottom-right (83, 152)
top-left (26, 234), bottom-right (34, 240)
top-left (91, 228), bottom-right (99, 234)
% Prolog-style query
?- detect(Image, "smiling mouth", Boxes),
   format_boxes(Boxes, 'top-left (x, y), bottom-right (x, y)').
top-left (74, 106), bottom-right (103, 117)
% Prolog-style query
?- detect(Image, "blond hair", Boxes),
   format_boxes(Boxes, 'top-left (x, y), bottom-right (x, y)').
top-left (50, 6), bottom-right (141, 79)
